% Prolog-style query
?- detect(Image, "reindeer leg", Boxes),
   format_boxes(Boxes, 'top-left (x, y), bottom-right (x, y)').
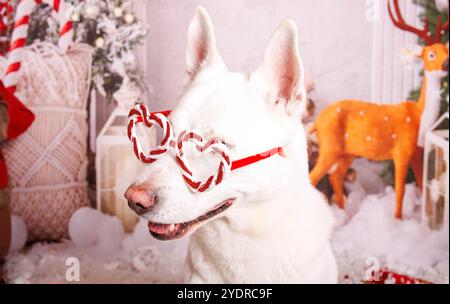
top-left (310, 151), bottom-right (340, 186)
top-left (410, 146), bottom-right (424, 191)
top-left (329, 155), bottom-right (354, 209)
top-left (393, 157), bottom-right (410, 220)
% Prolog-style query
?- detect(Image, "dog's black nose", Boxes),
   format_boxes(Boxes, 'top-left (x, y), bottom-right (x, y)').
top-left (124, 184), bottom-right (158, 215)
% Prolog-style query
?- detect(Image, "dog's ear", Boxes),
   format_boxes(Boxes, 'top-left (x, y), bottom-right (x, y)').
top-left (186, 7), bottom-right (223, 79)
top-left (256, 20), bottom-right (306, 118)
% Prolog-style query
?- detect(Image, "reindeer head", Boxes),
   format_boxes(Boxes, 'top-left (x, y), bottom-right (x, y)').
top-left (388, 0), bottom-right (449, 74)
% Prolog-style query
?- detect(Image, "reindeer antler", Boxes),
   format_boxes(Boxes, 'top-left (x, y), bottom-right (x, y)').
top-left (388, 0), bottom-right (449, 45)
top-left (434, 15), bottom-right (449, 44)
top-left (388, 0), bottom-right (433, 45)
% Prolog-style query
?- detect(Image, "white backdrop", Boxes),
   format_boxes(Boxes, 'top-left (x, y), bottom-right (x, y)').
top-left (133, 0), bottom-right (422, 112)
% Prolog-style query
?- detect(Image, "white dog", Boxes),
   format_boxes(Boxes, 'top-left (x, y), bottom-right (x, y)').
top-left (125, 7), bottom-right (337, 284)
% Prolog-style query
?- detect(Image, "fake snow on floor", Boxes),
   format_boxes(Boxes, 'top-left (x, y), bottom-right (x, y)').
top-left (5, 160), bottom-right (449, 284)
top-left (331, 160), bottom-right (449, 284)
top-left (332, 185), bottom-right (449, 284)
top-left (5, 212), bottom-right (189, 284)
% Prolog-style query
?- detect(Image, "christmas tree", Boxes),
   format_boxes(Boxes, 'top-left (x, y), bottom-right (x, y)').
top-left (1, 0), bottom-right (147, 99)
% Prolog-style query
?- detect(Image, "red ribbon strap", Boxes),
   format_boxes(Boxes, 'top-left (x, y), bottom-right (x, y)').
top-left (139, 109), bottom-right (285, 171)
top-left (231, 147), bottom-right (285, 171)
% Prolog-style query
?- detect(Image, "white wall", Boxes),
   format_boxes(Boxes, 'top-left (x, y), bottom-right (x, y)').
top-left (135, 0), bottom-right (421, 112)
top-left (371, 0), bottom-right (422, 104)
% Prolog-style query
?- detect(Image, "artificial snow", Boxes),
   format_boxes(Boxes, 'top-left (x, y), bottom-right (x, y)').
top-left (6, 212), bottom-right (188, 284)
top-left (4, 160), bottom-right (449, 284)
top-left (332, 184), bottom-right (449, 284)
top-left (332, 159), bottom-right (449, 284)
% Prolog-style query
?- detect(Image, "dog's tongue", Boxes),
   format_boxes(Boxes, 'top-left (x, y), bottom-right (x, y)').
top-left (148, 223), bottom-right (176, 235)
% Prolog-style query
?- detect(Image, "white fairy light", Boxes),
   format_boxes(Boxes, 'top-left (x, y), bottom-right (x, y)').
top-left (125, 13), bottom-right (135, 24)
top-left (113, 6), bottom-right (123, 18)
top-left (71, 12), bottom-right (80, 21)
top-left (84, 4), bottom-right (99, 19)
top-left (95, 37), bottom-right (105, 48)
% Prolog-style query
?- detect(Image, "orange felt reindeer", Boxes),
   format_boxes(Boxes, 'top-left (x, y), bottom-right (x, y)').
top-left (309, 0), bottom-right (449, 219)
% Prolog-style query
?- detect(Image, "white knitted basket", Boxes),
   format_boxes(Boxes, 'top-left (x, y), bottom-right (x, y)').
top-left (3, 42), bottom-right (92, 241)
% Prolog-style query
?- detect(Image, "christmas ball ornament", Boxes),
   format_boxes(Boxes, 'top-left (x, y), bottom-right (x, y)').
top-left (113, 7), bottom-right (123, 18)
top-left (71, 11), bottom-right (80, 21)
top-left (95, 37), bottom-right (105, 48)
top-left (84, 4), bottom-right (99, 19)
top-left (435, 0), bottom-right (449, 12)
top-left (125, 13), bottom-right (135, 24)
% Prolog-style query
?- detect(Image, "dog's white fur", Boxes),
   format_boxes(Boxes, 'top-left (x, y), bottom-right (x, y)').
top-left (133, 7), bottom-right (337, 283)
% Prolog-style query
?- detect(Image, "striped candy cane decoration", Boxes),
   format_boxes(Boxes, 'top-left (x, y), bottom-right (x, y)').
top-left (175, 130), bottom-right (232, 193)
top-left (127, 104), bottom-right (174, 164)
top-left (3, 0), bottom-right (74, 93)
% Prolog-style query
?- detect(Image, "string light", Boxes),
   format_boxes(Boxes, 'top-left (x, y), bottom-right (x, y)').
top-left (71, 11), bottom-right (80, 21)
top-left (125, 13), bottom-right (135, 24)
top-left (84, 4), bottom-right (99, 19)
top-left (113, 6), bottom-right (123, 18)
top-left (95, 37), bottom-right (105, 48)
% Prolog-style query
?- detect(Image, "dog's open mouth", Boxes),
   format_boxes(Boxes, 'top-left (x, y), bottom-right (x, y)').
top-left (148, 198), bottom-right (235, 241)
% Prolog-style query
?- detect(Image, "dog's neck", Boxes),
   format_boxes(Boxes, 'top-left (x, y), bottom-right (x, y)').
top-left (186, 128), bottom-right (334, 283)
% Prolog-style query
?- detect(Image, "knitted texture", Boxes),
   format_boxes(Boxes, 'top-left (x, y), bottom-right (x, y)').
top-left (3, 42), bottom-right (92, 241)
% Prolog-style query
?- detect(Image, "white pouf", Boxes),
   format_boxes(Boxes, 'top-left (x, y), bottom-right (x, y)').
top-left (68, 207), bottom-right (100, 248)
top-left (69, 207), bottom-right (125, 262)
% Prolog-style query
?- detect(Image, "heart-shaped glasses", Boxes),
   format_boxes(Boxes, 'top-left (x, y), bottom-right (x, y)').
top-left (128, 104), bottom-right (285, 193)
